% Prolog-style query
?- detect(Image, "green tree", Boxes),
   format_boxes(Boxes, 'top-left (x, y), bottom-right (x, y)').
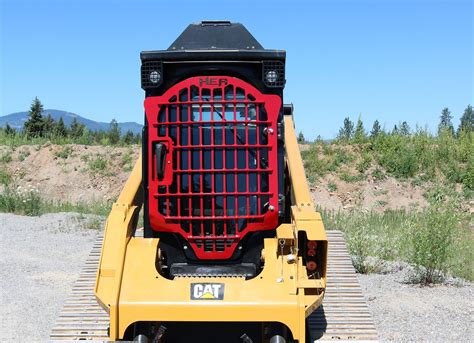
top-left (123, 130), bottom-right (135, 145)
top-left (353, 116), bottom-right (366, 143)
top-left (400, 121), bottom-right (411, 136)
top-left (134, 132), bottom-right (142, 144)
top-left (297, 131), bottom-right (305, 143)
top-left (108, 119), bottom-right (121, 145)
top-left (457, 104), bottom-right (473, 135)
top-left (391, 124), bottom-right (399, 135)
top-left (70, 118), bottom-right (85, 138)
top-left (4, 123), bottom-right (16, 136)
top-left (338, 117), bottom-right (354, 141)
top-left (54, 117), bottom-right (68, 137)
top-left (43, 114), bottom-right (55, 136)
top-left (24, 97), bottom-right (44, 138)
top-left (370, 120), bottom-right (381, 137)
top-left (438, 107), bottom-right (454, 136)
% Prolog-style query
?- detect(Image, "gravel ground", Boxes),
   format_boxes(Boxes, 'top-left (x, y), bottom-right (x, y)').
top-left (1, 213), bottom-right (472, 342)
top-left (0, 213), bottom-right (101, 342)
top-left (358, 267), bottom-right (473, 342)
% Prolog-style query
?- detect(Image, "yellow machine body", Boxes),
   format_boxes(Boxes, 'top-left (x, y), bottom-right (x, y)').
top-left (95, 115), bottom-right (327, 341)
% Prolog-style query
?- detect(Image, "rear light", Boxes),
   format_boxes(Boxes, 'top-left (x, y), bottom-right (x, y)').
top-left (305, 240), bottom-right (318, 272)
top-left (306, 261), bottom-right (317, 271)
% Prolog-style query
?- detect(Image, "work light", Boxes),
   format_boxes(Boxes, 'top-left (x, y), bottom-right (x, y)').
top-left (262, 60), bottom-right (285, 87)
top-left (149, 70), bottom-right (161, 84)
top-left (265, 70), bottom-right (278, 84)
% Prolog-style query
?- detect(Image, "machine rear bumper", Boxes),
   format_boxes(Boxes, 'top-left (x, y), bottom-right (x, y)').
top-left (97, 236), bottom-right (325, 341)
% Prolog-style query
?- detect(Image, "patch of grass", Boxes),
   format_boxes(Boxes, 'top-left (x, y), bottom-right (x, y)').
top-left (301, 142), bottom-right (355, 180)
top-left (373, 189), bottom-right (388, 196)
top-left (0, 185), bottom-right (43, 216)
top-left (371, 168), bottom-right (385, 181)
top-left (55, 146), bottom-right (74, 159)
top-left (83, 216), bottom-right (104, 230)
top-left (0, 184), bottom-right (111, 216)
top-left (88, 154), bottom-right (108, 175)
top-left (327, 181), bottom-right (337, 192)
top-left (120, 151), bottom-right (134, 172)
top-left (339, 171), bottom-right (365, 183)
top-left (356, 153), bottom-right (372, 173)
top-left (0, 151), bottom-right (12, 163)
top-left (0, 169), bottom-right (11, 186)
top-left (17, 149), bottom-right (31, 162)
top-left (319, 202), bottom-right (473, 282)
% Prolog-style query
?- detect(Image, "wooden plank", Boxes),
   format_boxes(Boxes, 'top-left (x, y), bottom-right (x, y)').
top-left (50, 230), bottom-right (378, 341)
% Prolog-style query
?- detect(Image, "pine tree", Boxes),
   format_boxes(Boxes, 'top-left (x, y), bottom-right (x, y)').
top-left (392, 124), bottom-right (399, 135)
top-left (108, 119), bottom-right (121, 145)
top-left (457, 105), bottom-right (473, 135)
top-left (353, 116), bottom-right (366, 142)
top-left (370, 120), bottom-right (381, 137)
top-left (24, 97), bottom-right (44, 138)
top-left (297, 131), bottom-right (305, 143)
top-left (338, 117), bottom-right (354, 141)
top-left (123, 130), bottom-right (134, 145)
top-left (43, 114), bottom-right (55, 137)
top-left (134, 132), bottom-right (142, 144)
top-left (70, 117), bottom-right (85, 138)
top-left (400, 121), bottom-right (411, 136)
top-left (5, 123), bottom-right (16, 136)
top-left (54, 117), bottom-right (68, 137)
top-left (438, 107), bottom-right (454, 136)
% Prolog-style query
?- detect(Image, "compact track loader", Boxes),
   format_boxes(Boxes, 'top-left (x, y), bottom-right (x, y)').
top-left (95, 21), bottom-right (327, 342)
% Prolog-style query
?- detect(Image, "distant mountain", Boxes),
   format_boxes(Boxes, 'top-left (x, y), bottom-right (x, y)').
top-left (0, 109), bottom-right (143, 135)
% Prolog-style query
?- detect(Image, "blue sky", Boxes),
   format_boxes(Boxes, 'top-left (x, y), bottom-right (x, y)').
top-left (1, 0), bottom-right (472, 139)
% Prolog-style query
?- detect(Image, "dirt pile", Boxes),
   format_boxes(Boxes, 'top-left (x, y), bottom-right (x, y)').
top-left (0, 143), bottom-right (432, 212)
top-left (0, 144), bottom-right (140, 203)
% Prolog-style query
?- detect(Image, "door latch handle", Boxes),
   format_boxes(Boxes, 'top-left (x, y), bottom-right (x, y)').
top-left (154, 142), bottom-right (167, 179)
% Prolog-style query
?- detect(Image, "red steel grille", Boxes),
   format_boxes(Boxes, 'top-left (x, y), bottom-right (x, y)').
top-left (144, 76), bottom-right (281, 259)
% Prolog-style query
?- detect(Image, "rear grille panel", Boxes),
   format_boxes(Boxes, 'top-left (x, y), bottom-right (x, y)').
top-left (145, 76), bottom-right (281, 259)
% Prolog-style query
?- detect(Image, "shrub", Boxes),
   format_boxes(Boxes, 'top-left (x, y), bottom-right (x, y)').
top-left (409, 202), bottom-right (458, 284)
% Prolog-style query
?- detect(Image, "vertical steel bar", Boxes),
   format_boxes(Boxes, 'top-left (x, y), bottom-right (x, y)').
top-left (233, 88), bottom-right (238, 229)
top-left (210, 97), bottom-right (216, 237)
top-left (165, 105), bottom-right (170, 217)
top-left (199, 90), bottom-right (204, 238)
top-left (176, 101), bottom-right (181, 217)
